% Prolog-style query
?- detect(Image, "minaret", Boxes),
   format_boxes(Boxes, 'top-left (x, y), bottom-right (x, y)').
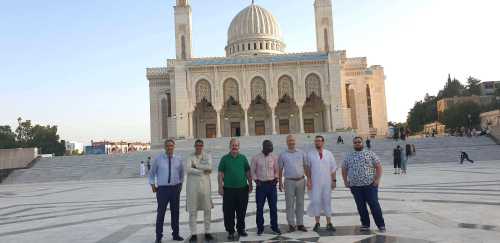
top-left (175, 0), bottom-right (192, 60)
top-left (314, 0), bottom-right (335, 52)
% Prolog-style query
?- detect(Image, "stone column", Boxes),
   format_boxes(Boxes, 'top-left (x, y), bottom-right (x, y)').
top-left (298, 105), bottom-right (305, 134)
top-left (325, 106), bottom-right (332, 132)
top-left (216, 110), bottom-right (222, 138)
top-left (244, 108), bottom-right (250, 136)
top-left (271, 108), bottom-right (277, 135)
top-left (189, 112), bottom-right (195, 138)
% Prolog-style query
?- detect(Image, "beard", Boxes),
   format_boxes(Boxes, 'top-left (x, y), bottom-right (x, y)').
top-left (354, 146), bottom-right (363, 151)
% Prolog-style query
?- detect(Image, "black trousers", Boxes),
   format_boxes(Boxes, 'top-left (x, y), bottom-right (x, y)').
top-left (156, 184), bottom-right (181, 240)
top-left (223, 186), bottom-right (249, 234)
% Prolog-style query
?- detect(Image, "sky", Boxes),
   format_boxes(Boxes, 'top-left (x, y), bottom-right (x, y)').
top-left (1, 0), bottom-right (499, 144)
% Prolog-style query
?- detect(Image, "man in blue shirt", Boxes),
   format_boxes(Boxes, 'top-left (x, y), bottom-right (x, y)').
top-left (149, 139), bottom-right (184, 242)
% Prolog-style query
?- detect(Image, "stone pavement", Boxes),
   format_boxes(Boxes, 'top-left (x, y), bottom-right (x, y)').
top-left (1, 140), bottom-right (500, 242)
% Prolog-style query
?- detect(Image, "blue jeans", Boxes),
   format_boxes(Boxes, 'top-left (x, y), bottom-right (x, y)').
top-left (156, 184), bottom-right (181, 240)
top-left (350, 185), bottom-right (385, 228)
top-left (255, 182), bottom-right (278, 231)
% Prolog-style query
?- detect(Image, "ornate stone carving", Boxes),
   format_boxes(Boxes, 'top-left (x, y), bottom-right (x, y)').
top-left (251, 77), bottom-right (266, 101)
top-left (223, 78), bottom-right (239, 103)
top-left (305, 73), bottom-right (321, 98)
top-left (195, 79), bottom-right (211, 104)
top-left (278, 75), bottom-right (294, 99)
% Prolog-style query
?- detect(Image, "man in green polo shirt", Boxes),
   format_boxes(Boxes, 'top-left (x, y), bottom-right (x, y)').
top-left (218, 138), bottom-right (253, 241)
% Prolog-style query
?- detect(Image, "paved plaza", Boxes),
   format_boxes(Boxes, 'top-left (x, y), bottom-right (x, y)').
top-left (1, 135), bottom-right (500, 242)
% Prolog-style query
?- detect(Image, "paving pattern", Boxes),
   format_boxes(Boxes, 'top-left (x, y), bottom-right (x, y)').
top-left (1, 134), bottom-right (499, 242)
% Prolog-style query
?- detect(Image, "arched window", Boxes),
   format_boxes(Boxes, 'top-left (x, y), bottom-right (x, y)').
top-left (161, 98), bottom-right (169, 139)
top-left (324, 28), bottom-right (329, 51)
top-left (366, 84), bottom-right (374, 128)
top-left (196, 80), bottom-right (211, 104)
top-left (278, 75), bottom-right (294, 99)
top-left (181, 36), bottom-right (187, 59)
top-left (223, 79), bottom-right (239, 103)
top-left (250, 77), bottom-right (266, 101)
top-left (305, 73), bottom-right (321, 98)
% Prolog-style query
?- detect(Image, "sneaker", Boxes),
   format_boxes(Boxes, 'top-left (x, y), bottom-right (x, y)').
top-left (360, 226), bottom-right (370, 232)
top-left (204, 233), bottom-right (214, 241)
top-left (172, 235), bottom-right (184, 241)
top-left (326, 223), bottom-right (336, 232)
top-left (288, 225), bottom-right (296, 233)
top-left (238, 231), bottom-right (248, 237)
top-left (378, 227), bottom-right (386, 233)
top-left (297, 225), bottom-right (308, 232)
top-left (313, 223), bottom-right (320, 232)
top-left (272, 228), bottom-right (282, 235)
top-left (189, 235), bottom-right (197, 242)
top-left (257, 229), bottom-right (264, 236)
top-left (227, 233), bottom-right (235, 241)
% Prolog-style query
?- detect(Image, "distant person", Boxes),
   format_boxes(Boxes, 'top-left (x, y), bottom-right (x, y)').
top-left (405, 144), bottom-right (412, 157)
top-left (337, 136), bottom-right (344, 144)
top-left (251, 140), bottom-right (281, 236)
top-left (148, 139), bottom-right (184, 242)
top-left (365, 138), bottom-right (372, 150)
top-left (218, 139), bottom-right (252, 241)
top-left (147, 156), bottom-right (152, 172)
top-left (401, 149), bottom-right (408, 175)
top-left (306, 136), bottom-right (337, 232)
top-left (393, 146), bottom-right (402, 174)
top-left (412, 144), bottom-right (416, 155)
top-left (185, 139), bottom-right (214, 242)
top-left (460, 151), bottom-right (474, 164)
top-left (342, 137), bottom-right (386, 232)
top-left (278, 135), bottom-right (308, 233)
top-left (140, 161), bottom-right (146, 177)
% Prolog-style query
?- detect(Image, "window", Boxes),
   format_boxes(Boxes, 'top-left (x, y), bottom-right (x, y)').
top-left (345, 84), bottom-right (351, 108)
top-left (181, 36), bottom-right (186, 59)
top-left (266, 42), bottom-right (269, 49)
top-left (366, 85), bottom-right (374, 128)
top-left (248, 43), bottom-right (251, 50)
top-left (324, 28), bottom-right (329, 51)
top-left (242, 44), bottom-right (245, 51)
top-left (166, 93), bottom-right (172, 117)
top-left (260, 42), bottom-right (263, 49)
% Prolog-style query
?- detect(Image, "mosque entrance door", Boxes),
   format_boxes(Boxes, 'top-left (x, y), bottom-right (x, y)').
top-left (279, 119), bottom-right (290, 134)
top-left (304, 119), bottom-right (315, 133)
top-left (206, 124), bottom-right (216, 138)
top-left (255, 121), bottom-right (266, 136)
top-left (231, 122), bottom-right (241, 137)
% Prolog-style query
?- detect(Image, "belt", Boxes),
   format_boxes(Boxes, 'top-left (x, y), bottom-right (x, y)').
top-left (285, 176), bottom-right (305, 181)
top-left (256, 179), bottom-right (277, 185)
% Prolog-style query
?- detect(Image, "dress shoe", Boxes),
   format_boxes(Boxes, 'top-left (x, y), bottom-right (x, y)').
top-left (238, 231), bottom-right (248, 237)
top-left (189, 235), bottom-right (197, 242)
top-left (204, 233), bottom-right (214, 241)
top-left (227, 233), bottom-right (235, 241)
top-left (313, 223), bottom-right (320, 232)
top-left (288, 225), bottom-right (296, 232)
top-left (326, 223), bottom-right (336, 232)
top-left (297, 225), bottom-right (308, 232)
top-left (172, 235), bottom-right (184, 241)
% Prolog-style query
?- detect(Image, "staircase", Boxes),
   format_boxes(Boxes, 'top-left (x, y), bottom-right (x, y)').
top-left (3, 133), bottom-right (499, 184)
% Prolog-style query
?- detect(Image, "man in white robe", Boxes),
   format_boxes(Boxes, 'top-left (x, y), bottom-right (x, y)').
top-left (185, 139), bottom-right (214, 242)
top-left (306, 135), bottom-right (337, 232)
top-left (139, 161), bottom-right (146, 177)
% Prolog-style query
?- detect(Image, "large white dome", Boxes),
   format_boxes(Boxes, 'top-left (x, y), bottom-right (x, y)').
top-left (226, 3), bottom-right (286, 57)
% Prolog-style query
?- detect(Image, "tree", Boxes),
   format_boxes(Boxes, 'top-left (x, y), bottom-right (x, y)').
top-left (437, 74), bottom-right (465, 99)
top-left (0, 126), bottom-right (17, 149)
top-left (406, 93), bottom-right (437, 133)
top-left (465, 76), bottom-right (482, 96)
top-left (440, 102), bottom-right (481, 130)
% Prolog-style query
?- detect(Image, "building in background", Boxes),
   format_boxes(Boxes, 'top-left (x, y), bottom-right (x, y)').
top-left (437, 95), bottom-right (496, 120)
top-left (480, 81), bottom-right (500, 96)
top-left (65, 141), bottom-right (84, 155)
top-left (146, 0), bottom-right (389, 148)
top-left (84, 141), bottom-right (150, 155)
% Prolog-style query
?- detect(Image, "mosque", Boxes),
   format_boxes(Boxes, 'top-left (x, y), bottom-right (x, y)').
top-left (146, 0), bottom-right (388, 148)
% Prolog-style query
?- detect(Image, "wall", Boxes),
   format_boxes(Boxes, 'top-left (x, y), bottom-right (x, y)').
top-left (0, 148), bottom-right (38, 170)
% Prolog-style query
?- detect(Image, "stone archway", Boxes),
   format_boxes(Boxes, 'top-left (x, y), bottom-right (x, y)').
top-left (275, 75), bottom-right (300, 134)
top-left (248, 77), bottom-right (272, 136)
top-left (193, 80), bottom-right (217, 138)
top-left (222, 78), bottom-right (244, 137)
top-left (303, 74), bottom-right (326, 133)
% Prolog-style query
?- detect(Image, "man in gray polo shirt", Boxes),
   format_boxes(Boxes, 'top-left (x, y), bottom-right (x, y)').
top-left (278, 135), bottom-right (308, 233)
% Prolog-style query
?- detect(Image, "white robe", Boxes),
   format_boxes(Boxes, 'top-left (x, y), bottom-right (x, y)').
top-left (306, 149), bottom-right (337, 217)
top-left (139, 164), bottom-right (146, 177)
top-left (185, 152), bottom-right (213, 212)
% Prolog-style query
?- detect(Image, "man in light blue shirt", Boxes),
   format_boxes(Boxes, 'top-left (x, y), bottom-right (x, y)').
top-left (149, 139), bottom-right (184, 242)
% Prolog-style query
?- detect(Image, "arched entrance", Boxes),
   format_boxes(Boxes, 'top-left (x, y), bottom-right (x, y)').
top-left (303, 74), bottom-right (327, 133)
top-left (275, 75), bottom-right (300, 134)
top-left (193, 80), bottom-right (217, 138)
top-left (248, 77), bottom-right (272, 135)
top-left (221, 78), bottom-right (244, 137)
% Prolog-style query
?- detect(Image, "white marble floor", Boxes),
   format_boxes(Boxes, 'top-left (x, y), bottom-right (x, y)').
top-left (1, 159), bottom-right (500, 243)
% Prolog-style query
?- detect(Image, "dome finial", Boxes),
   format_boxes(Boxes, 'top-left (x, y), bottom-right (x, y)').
top-left (251, 0), bottom-right (255, 5)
